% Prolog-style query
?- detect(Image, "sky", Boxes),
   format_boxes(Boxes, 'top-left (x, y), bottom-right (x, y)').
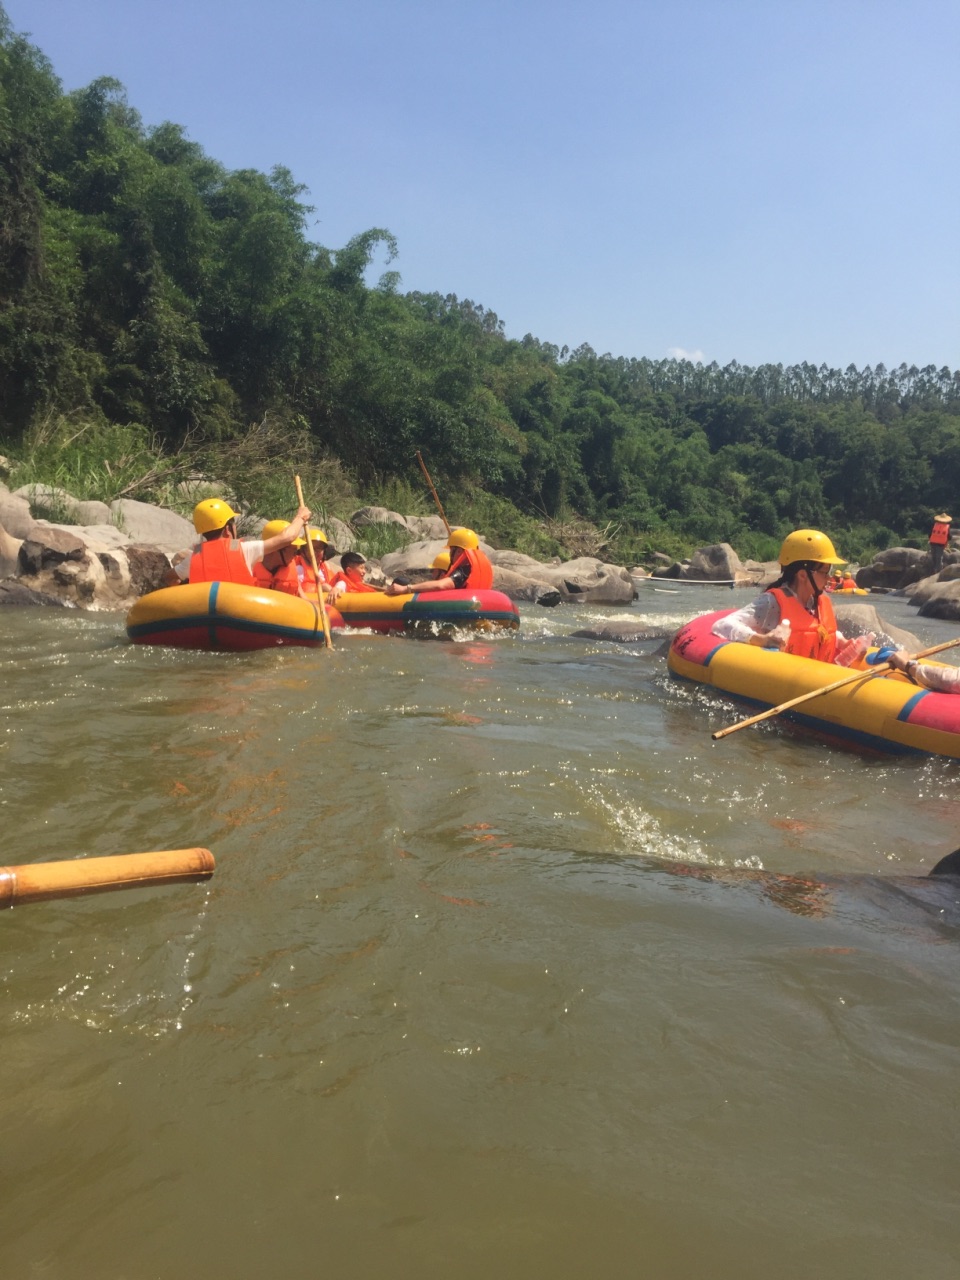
top-left (5, 0), bottom-right (958, 370)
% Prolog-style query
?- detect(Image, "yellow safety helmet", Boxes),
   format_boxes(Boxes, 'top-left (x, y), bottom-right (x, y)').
top-left (833, 569), bottom-right (843, 579)
top-left (193, 498), bottom-right (239, 535)
top-left (778, 529), bottom-right (845, 568)
top-left (260, 519), bottom-right (289, 541)
top-left (304, 527), bottom-right (329, 544)
top-left (431, 550), bottom-right (451, 571)
top-left (447, 527), bottom-right (479, 551)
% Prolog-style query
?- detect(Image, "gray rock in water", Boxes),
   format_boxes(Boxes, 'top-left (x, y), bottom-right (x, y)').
top-left (0, 578), bottom-right (70, 607)
top-left (916, 580), bottom-right (960, 622)
top-left (684, 543), bottom-right (743, 581)
top-left (570, 623), bottom-right (675, 643)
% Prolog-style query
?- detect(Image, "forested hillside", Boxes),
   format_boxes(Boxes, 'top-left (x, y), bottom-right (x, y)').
top-left (2, 7), bottom-right (958, 563)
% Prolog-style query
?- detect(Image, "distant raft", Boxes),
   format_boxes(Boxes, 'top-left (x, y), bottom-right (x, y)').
top-left (335, 587), bottom-right (520, 636)
top-left (126, 582), bottom-right (341, 651)
top-left (668, 608), bottom-right (960, 759)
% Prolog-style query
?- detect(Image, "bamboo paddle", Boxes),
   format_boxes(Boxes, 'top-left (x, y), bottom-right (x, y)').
top-left (416, 450), bottom-right (451, 534)
top-left (294, 474), bottom-right (333, 649)
top-left (0, 848), bottom-right (215, 907)
top-left (712, 635), bottom-right (960, 741)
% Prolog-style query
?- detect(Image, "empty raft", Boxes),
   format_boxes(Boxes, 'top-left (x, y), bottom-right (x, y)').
top-left (126, 582), bottom-right (340, 651)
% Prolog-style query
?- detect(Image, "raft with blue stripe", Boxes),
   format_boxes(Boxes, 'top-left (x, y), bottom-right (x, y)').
top-left (668, 608), bottom-right (960, 758)
top-left (335, 587), bottom-right (520, 635)
top-left (126, 582), bottom-right (338, 651)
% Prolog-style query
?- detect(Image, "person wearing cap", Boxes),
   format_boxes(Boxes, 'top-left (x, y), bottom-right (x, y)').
top-left (167, 499), bottom-right (311, 586)
top-left (711, 528), bottom-right (870, 665)
top-left (928, 513), bottom-right (952, 574)
top-left (384, 528), bottom-right (493, 596)
top-left (328, 551), bottom-right (378, 595)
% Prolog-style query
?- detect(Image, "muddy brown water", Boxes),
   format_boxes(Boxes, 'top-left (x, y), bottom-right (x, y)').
top-left (2, 587), bottom-right (959, 1279)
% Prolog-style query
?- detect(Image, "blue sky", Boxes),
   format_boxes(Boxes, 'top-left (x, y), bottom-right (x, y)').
top-left (6, 0), bottom-right (958, 370)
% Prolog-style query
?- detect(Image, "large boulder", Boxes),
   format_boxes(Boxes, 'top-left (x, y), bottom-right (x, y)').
top-left (15, 523), bottom-right (168, 609)
top-left (857, 547), bottom-right (929, 591)
top-left (529, 556), bottom-right (636, 605)
top-left (684, 543), bottom-right (743, 581)
top-left (0, 524), bottom-right (21, 578)
top-left (916, 581), bottom-right (960, 622)
top-left (0, 484), bottom-right (39, 539)
top-left (350, 505), bottom-right (411, 531)
top-left (109, 499), bottom-right (195, 551)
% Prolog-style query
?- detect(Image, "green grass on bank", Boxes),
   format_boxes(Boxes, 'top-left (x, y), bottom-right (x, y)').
top-left (0, 415), bottom-right (916, 568)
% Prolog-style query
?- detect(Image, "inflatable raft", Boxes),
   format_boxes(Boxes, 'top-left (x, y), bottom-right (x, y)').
top-left (126, 582), bottom-right (341, 651)
top-left (668, 609), bottom-right (960, 758)
top-left (335, 587), bottom-right (520, 636)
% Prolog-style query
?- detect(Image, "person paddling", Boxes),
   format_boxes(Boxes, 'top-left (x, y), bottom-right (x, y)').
top-left (168, 500), bottom-right (310, 586)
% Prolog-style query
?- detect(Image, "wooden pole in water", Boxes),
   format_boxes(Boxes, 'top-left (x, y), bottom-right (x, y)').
top-left (0, 848), bottom-right (215, 907)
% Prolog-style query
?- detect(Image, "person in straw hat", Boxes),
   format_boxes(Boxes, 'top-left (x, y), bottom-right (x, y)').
top-left (928, 512), bottom-right (953, 574)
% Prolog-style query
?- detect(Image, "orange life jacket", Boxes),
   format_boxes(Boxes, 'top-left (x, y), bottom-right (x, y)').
top-left (252, 559), bottom-right (300, 595)
top-left (841, 576), bottom-right (856, 589)
top-left (451, 546), bottom-right (494, 590)
top-left (297, 557), bottom-right (330, 595)
top-left (330, 568), bottom-right (378, 593)
top-left (188, 538), bottom-right (254, 586)
top-left (929, 521), bottom-right (951, 547)
top-left (767, 587), bottom-right (838, 663)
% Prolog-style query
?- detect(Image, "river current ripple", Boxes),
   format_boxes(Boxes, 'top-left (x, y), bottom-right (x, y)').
top-left (2, 585), bottom-right (959, 1279)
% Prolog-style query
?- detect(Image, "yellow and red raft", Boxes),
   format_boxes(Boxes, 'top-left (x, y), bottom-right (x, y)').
top-left (668, 608), bottom-right (960, 759)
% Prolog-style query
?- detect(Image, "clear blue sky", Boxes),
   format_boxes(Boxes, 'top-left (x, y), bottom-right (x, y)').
top-left (6, 0), bottom-right (958, 370)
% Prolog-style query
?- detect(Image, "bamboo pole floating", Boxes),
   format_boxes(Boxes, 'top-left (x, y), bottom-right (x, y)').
top-left (416, 450), bottom-right (452, 534)
top-left (294, 474), bottom-right (333, 649)
top-left (712, 636), bottom-right (960, 741)
top-left (0, 848), bottom-right (215, 908)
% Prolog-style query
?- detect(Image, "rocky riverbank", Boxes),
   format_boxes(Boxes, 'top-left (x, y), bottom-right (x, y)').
top-left (4, 481), bottom-right (960, 622)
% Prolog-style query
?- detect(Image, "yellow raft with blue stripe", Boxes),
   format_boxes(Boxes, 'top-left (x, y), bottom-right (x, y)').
top-left (126, 582), bottom-right (338, 651)
top-left (669, 608), bottom-right (960, 759)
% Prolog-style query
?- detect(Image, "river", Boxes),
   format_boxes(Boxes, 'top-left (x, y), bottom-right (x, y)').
top-left (2, 585), bottom-right (959, 1279)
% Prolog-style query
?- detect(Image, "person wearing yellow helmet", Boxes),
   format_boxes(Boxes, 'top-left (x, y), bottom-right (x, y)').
top-left (167, 500), bottom-right (311, 586)
top-left (251, 519), bottom-right (304, 595)
top-left (384, 528), bottom-right (494, 596)
top-left (297, 527), bottom-right (336, 596)
top-left (711, 528), bottom-right (871, 665)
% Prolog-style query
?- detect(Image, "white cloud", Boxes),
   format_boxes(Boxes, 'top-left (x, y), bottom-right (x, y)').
top-left (666, 346), bottom-right (705, 364)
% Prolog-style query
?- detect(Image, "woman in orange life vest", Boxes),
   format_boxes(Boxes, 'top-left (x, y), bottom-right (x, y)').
top-left (840, 571), bottom-right (857, 590)
top-left (711, 529), bottom-right (871, 665)
top-left (383, 528), bottom-right (494, 596)
top-left (168, 499), bottom-right (310, 586)
top-left (328, 551), bottom-right (378, 595)
top-left (251, 520), bottom-right (304, 595)
top-left (928, 513), bottom-right (952, 574)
